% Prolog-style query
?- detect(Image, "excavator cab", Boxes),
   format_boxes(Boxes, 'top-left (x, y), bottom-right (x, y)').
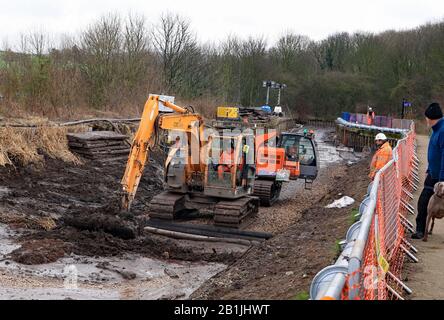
top-left (164, 133), bottom-right (189, 193)
top-left (279, 132), bottom-right (319, 188)
top-left (204, 133), bottom-right (255, 199)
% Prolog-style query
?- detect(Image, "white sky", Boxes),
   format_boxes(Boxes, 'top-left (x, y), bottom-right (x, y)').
top-left (0, 0), bottom-right (443, 49)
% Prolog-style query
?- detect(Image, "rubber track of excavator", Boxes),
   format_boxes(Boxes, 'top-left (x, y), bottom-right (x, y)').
top-left (213, 196), bottom-right (259, 228)
top-left (148, 192), bottom-right (186, 220)
top-left (253, 180), bottom-right (282, 207)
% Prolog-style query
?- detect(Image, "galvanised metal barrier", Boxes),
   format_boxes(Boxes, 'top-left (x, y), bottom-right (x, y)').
top-left (335, 117), bottom-right (410, 134)
top-left (310, 120), bottom-right (419, 300)
top-left (335, 118), bottom-right (408, 151)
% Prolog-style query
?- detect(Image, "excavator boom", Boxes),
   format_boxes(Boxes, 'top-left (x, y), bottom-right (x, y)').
top-left (120, 95), bottom-right (188, 211)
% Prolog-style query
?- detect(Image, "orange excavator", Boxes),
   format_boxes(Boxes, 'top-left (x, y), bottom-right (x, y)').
top-left (253, 130), bottom-right (319, 206)
top-left (253, 130), bottom-right (287, 206)
top-left (121, 95), bottom-right (258, 228)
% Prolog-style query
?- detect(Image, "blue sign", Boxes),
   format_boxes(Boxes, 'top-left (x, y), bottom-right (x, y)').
top-left (261, 105), bottom-right (272, 113)
top-left (403, 101), bottom-right (412, 107)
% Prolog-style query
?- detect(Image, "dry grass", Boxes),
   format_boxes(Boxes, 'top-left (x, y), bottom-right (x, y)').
top-left (0, 127), bottom-right (41, 166)
top-left (0, 125), bottom-right (87, 167)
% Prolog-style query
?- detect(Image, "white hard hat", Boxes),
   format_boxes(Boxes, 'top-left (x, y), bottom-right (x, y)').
top-left (375, 133), bottom-right (387, 141)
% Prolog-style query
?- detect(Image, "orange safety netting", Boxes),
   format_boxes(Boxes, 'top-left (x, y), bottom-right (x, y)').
top-left (340, 124), bottom-right (416, 300)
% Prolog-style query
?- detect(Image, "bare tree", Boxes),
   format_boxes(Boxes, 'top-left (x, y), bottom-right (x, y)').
top-left (82, 13), bottom-right (121, 64)
top-left (218, 36), bottom-right (243, 103)
top-left (239, 37), bottom-right (267, 106)
top-left (273, 32), bottom-right (311, 71)
top-left (122, 13), bottom-right (149, 90)
top-left (124, 13), bottom-right (148, 55)
top-left (315, 32), bottom-right (352, 71)
top-left (28, 31), bottom-right (47, 56)
top-left (17, 29), bottom-right (51, 56)
top-left (81, 13), bottom-right (122, 106)
top-left (152, 13), bottom-right (196, 92)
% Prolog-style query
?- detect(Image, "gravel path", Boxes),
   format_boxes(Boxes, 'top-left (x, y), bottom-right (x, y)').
top-left (406, 134), bottom-right (444, 299)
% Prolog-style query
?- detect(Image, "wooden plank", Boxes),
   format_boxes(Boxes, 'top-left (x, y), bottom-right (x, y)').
top-left (69, 145), bottom-right (129, 153)
top-left (67, 131), bottom-right (127, 142)
top-left (71, 148), bottom-right (130, 156)
top-left (68, 140), bottom-right (126, 148)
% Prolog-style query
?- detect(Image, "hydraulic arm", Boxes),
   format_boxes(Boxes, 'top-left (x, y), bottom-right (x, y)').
top-left (120, 95), bottom-right (189, 211)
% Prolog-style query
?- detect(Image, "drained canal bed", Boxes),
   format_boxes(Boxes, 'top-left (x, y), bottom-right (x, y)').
top-left (0, 125), bottom-right (368, 299)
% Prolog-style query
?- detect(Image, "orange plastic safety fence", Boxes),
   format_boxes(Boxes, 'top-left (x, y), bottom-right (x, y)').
top-left (361, 217), bottom-right (379, 300)
top-left (341, 125), bottom-right (416, 300)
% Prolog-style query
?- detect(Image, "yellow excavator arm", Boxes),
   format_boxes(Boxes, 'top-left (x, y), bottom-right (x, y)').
top-left (120, 95), bottom-right (189, 211)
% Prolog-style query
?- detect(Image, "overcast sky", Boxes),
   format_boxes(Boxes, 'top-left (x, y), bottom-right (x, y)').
top-left (1, 0), bottom-right (443, 49)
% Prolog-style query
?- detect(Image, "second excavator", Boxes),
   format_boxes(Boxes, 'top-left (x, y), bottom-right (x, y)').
top-left (213, 106), bottom-right (320, 206)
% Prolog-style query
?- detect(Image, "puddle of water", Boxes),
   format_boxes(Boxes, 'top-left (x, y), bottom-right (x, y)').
top-left (0, 224), bottom-right (21, 256)
top-left (314, 129), bottom-right (363, 168)
top-left (0, 286), bottom-right (121, 300)
top-left (0, 254), bottom-right (225, 300)
top-left (0, 223), bottom-right (226, 300)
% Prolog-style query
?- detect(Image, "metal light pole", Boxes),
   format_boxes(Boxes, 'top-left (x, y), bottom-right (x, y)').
top-left (263, 80), bottom-right (287, 106)
top-left (273, 82), bottom-right (280, 105)
top-left (263, 80), bottom-right (275, 105)
top-left (277, 83), bottom-right (287, 105)
top-left (401, 98), bottom-right (406, 119)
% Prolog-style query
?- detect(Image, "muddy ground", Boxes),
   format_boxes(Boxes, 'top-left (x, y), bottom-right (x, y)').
top-left (0, 149), bottom-right (244, 299)
top-left (0, 152), bottom-right (246, 264)
top-left (0, 127), bottom-right (371, 299)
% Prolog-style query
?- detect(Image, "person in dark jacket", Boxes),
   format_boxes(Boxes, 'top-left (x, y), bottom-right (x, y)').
top-left (413, 102), bottom-right (444, 239)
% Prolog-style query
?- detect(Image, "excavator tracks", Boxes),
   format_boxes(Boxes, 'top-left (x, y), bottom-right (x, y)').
top-left (213, 196), bottom-right (259, 228)
top-left (149, 192), bottom-right (259, 229)
top-left (148, 192), bottom-right (186, 220)
top-left (253, 180), bottom-right (282, 207)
